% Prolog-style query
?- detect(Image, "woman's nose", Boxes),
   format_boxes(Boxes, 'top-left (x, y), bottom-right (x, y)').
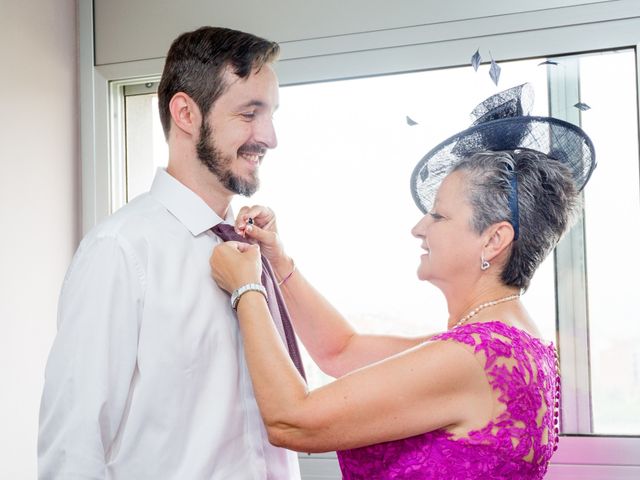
top-left (411, 214), bottom-right (429, 238)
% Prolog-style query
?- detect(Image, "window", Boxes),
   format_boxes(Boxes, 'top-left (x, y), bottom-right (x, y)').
top-left (579, 51), bottom-right (640, 435)
top-left (123, 82), bottom-right (166, 201)
top-left (231, 58), bottom-right (559, 390)
top-left (115, 49), bottom-right (640, 480)
top-left (121, 49), bottom-right (640, 438)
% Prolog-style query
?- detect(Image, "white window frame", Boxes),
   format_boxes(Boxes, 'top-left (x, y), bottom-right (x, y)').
top-left (548, 55), bottom-right (594, 434)
top-left (79, 1), bottom-right (640, 477)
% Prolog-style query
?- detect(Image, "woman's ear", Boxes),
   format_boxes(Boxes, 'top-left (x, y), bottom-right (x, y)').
top-left (168, 92), bottom-right (201, 137)
top-left (483, 221), bottom-right (516, 262)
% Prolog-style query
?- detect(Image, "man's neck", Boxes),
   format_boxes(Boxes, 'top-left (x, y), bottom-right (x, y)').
top-left (166, 162), bottom-right (233, 219)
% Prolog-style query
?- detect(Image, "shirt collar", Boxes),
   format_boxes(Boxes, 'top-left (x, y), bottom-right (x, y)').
top-left (149, 168), bottom-right (234, 236)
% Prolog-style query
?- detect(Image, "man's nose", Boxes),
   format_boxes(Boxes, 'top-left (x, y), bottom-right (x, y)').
top-left (255, 117), bottom-right (277, 149)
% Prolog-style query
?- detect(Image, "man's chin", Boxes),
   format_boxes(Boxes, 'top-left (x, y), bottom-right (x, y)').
top-left (227, 176), bottom-right (259, 197)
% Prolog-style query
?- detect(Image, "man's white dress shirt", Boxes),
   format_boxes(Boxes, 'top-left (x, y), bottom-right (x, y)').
top-left (38, 169), bottom-right (301, 479)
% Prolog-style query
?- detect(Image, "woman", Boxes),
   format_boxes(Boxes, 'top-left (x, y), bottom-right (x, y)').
top-left (210, 84), bottom-right (595, 479)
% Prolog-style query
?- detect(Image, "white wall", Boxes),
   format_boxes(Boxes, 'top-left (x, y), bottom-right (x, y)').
top-left (0, 0), bottom-right (78, 477)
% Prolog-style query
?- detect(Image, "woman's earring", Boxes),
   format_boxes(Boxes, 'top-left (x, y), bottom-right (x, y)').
top-left (481, 254), bottom-right (490, 271)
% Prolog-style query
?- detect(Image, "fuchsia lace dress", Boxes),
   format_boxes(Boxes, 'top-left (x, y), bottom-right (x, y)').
top-left (337, 321), bottom-right (560, 479)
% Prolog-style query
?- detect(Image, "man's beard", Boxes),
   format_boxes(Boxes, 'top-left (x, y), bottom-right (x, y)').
top-left (195, 120), bottom-right (260, 197)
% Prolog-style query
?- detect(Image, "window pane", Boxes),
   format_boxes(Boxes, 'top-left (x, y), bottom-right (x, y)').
top-left (580, 50), bottom-right (640, 435)
top-left (133, 59), bottom-right (566, 397)
top-left (124, 95), bottom-right (168, 201)
top-left (241, 59), bottom-right (555, 387)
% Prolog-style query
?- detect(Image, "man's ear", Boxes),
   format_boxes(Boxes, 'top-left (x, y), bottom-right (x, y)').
top-left (168, 92), bottom-right (201, 137)
top-left (483, 221), bottom-right (516, 262)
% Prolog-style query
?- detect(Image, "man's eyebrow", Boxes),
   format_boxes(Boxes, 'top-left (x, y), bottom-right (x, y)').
top-left (239, 100), bottom-right (279, 111)
top-left (240, 100), bottom-right (266, 108)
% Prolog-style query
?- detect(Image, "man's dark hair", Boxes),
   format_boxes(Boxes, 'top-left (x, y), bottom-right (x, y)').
top-left (157, 26), bottom-right (280, 138)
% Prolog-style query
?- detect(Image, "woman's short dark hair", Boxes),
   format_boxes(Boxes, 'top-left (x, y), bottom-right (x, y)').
top-left (157, 26), bottom-right (280, 138)
top-left (452, 150), bottom-right (581, 290)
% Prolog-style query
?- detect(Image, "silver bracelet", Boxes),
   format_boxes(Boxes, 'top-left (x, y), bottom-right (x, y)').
top-left (230, 283), bottom-right (268, 310)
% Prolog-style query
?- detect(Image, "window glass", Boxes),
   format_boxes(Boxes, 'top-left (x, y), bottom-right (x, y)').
top-left (253, 60), bottom-right (554, 387)
top-left (131, 58), bottom-right (554, 388)
top-left (124, 95), bottom-right (168, 201)
top-left (123, 50), bottom-right (640, 437)
top-left (580, 50), bottom-right (640, 435)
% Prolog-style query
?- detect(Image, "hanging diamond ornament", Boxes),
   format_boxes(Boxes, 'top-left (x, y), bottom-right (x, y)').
top-left (489, 54), bottom-right (501, 86)
top-left (406, 115), bottom-right (418, 126)
top-left (574, 102), bottom-right (591, 111)
top-left (471, 49), bottom-right (482, 71)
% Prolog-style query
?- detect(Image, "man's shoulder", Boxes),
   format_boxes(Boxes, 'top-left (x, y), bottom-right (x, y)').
top-left (83, 193), bottom-right (169, 246)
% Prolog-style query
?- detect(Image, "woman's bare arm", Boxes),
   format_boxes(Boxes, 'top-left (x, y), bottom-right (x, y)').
top-left (210, 242), bottom-right (488, 453)
top-left (235, 206), bottom-right (433, 377)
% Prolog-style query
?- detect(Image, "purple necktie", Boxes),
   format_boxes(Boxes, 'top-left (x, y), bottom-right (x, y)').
top-left (212, 223), bottom-right (306, 379)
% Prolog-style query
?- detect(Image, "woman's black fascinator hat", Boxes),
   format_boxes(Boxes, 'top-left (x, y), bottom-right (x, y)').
top-left (410, 83), bottom-right (596, 217)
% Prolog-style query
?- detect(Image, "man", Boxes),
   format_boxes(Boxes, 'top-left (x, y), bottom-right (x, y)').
top-left (38, 26), bottom-right (301, 479)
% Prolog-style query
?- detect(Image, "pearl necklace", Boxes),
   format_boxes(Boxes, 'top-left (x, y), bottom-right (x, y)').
top-left (453, 294), bottom-right (521, 329)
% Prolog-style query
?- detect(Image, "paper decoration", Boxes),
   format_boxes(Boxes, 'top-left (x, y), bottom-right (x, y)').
top-left (489, 55), bottom-right (501, 86)
top-left (471, 49), bottom-right (482, 71)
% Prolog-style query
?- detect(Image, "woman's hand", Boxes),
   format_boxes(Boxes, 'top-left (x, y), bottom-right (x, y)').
top-left (235, 205), bottom-right (287, 265)
top-left (210, 241), bottom-right (263, 294)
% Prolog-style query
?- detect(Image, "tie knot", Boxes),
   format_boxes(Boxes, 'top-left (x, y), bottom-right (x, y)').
top-left (212, 223), bottom-right (246, 243)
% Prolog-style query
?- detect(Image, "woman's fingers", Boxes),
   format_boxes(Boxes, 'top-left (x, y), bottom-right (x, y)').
top-left (210, 242), bottom-right (263, 293)
top-left (244, 223), bottom-right (287, 263)
top-left (243, 222), bottom-right (274, 243)
top-left (232, 205), bottom-right (285, 263)
top-left (220, 241), bottom-right (261, 259)
top-left (236, 205), bottom-right (277, 233)
top-left (233, 241), bottom-right (254, 253)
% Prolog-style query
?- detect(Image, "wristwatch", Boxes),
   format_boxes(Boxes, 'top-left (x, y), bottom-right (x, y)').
top-left (230, 283), bottom-right (268, 310)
